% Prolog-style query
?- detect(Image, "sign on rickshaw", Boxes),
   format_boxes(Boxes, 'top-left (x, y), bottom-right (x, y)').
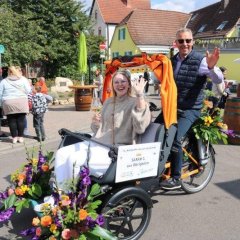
top-left (115, 142), bottom-right (161, 183)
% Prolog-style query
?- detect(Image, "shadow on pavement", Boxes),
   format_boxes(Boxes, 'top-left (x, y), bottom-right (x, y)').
top-left (215, 178), bottom-right (240, 200)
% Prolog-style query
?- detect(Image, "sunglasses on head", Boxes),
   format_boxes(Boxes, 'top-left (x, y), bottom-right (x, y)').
top-left (177, 39), bottom-right (192, 44)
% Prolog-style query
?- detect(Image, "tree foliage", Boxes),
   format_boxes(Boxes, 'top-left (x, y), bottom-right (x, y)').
top-left (0, 0), bottom-right (104, 78)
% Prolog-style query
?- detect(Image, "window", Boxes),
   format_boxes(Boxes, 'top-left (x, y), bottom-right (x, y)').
top-left (190, 13), bottom-right (198, 21)
top-left (112, 52), bottom-right (120, 58)
top-left (118, 28), bottom-right (126, 40)
top-left (198, 24), bottom-right (207, 33)
top-left (95, 10), bottom-right (97, 20)
top-left (98, 27), bottom-right (102, 36)
top-left (125, 51), bottom-right (132, 56)
top-left (216, 21), bottom-right (228, 31)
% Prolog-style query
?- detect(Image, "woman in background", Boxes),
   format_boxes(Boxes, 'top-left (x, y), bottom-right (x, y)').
top-left (0, 66), bottom-right (31, 143)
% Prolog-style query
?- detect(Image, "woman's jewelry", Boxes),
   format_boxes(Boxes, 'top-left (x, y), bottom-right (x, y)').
top-left (136, 93), bottom-right (144, 98)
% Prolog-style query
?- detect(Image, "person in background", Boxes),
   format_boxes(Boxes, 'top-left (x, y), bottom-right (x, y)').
top-left (35, 76), bottom-right (53, 103)
top-left (143, 69), bottom-right (150, 95)
top-left (211, 66), bottom-right (229, 109)
top-left (54, 70), bottom-right (151, 191)
top-left (31, 85), bottom-right (48, 142)
top-left (0, 68), bottom-right (8, 138)
top-left (0, 66), bottom-right (31, 143)
top-left (156, 27), bottom-right (224, 190)
top-left (93, 69), bottom-right (103, 99)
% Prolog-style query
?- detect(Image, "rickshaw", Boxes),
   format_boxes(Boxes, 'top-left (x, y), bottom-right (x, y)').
top-left (58, 53), bottom-right (215, 240)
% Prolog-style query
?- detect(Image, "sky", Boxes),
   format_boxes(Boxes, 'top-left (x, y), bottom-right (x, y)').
top-left (83, 0), bottom-right (220, 13)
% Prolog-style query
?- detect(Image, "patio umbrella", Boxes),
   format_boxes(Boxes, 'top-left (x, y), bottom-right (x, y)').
top-left (233, 58), bottom-right (240, 63)
top-left (78, 32), bottom-right (87, 83)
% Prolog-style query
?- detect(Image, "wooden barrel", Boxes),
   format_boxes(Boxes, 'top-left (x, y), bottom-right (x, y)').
top-left (74, 88), bottom-right (92, 111)
top-left (223, 97), bottom-right (240, 145)
top-left (237, 84), bottom-right (240, 97)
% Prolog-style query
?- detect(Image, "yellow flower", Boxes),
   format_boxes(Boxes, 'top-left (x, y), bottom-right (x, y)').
top-left (32, 217), bottom-right (40, 226)
top-left (50, 223), bottom-right (57, 233)
top-left (31, 158), bottom-right (38, 166)
top-left (20, 185), bottom-right (29, 193)
top-left (204, 116), bottom-right (213, 126)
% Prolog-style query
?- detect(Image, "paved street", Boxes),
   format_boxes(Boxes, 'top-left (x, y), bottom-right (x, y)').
top-left (0, 93), bottom-right (239, 240)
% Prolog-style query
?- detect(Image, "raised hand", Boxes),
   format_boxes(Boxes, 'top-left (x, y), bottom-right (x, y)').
top-left (206, 47), bottom-right (220, 69)
top-left (132, 77), bottom-right (146, 95)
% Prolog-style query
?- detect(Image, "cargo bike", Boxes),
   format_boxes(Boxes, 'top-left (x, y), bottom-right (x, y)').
top-left (57, 53), bottom-right (215, 240)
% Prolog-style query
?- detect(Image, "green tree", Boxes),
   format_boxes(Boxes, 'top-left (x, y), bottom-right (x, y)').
top-left (0, 0), bottom-right (103, 79)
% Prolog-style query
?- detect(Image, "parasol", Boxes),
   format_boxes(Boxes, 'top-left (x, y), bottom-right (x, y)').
top-left (78, 32), bottom-right (88, 83)
top-left (233, 58), bottom-right (240, 63)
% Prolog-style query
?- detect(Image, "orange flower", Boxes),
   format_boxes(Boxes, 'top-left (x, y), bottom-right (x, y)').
top-left (204, 100), bottom-right (213, 109)
top-left (49, 236), bottom-right (57, 240)
top-left (18, 173), bottom-right (26, 181)
top-left (79, 209), bottom-right (88, 221)
top-left (15, 187), bottom-right (24, 196)
top-left (61, 195), bottom-right (71, 206)
top-left (32, 217), bottom-right (40, 226)
top-left (41, 164), bottom-right (49, 172)
top-left (40, 215), bottom-right (52, 227)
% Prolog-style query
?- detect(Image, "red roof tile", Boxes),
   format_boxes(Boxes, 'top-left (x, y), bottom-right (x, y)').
top-left (121, 9), bottom-right (190, 45)
top-left (96, 0), bottom-right (151, 24)
top-left (187, 0), bottom-right (240, 38)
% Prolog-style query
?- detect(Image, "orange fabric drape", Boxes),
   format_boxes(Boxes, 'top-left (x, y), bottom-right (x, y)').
top-left (101, 53), bottom-right (177, 129)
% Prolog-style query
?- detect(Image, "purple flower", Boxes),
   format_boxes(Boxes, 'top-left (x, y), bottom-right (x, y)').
top-left (20, 227), bottom-right (36, 236)
top-left (0, 190), bottom-right (8, 200)
top-left (86, 216), bottom-right (96, 229)
top-left (221, 129), bottom-right (236, 137)
top-left (25, 165), bottom-right (33, 184)
top-left (82, 176), bottom-right (91, 186)
top-left (96, 214), bottom-right (105, 226)
top-left (37, 151), bottom-right (46, 170)
top-left (80, 167), bottom-right (90, 178)
top-left (0, 207), bottom-right (15, 222)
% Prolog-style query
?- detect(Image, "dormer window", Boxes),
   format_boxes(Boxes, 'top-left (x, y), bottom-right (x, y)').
top-left (190, 13), bottom-right (198, 21)
top-left (216, 21), bottom-right (228, 31)
top-left (198, 24), bottom-right (207, 33)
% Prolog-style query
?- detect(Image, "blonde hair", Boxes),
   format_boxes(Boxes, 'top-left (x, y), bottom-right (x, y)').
top-left (111, 70), bottom-right (132, 96)
top-left (8, 66), bottom-right (22, 78)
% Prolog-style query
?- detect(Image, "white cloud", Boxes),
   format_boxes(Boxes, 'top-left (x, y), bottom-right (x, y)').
top-left (151, 0), bottom-right (220, 13)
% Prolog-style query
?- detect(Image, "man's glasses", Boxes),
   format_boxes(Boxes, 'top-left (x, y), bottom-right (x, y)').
top-left (177, 39), bottom-right (192, 44)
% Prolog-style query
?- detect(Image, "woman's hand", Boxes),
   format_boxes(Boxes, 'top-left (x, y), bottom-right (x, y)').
top-left (92, 112), bottom-right (101, 127)
top-left (131, 77), bottom-right (146, 95)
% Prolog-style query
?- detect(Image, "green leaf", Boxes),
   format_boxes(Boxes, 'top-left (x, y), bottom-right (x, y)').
top-left (90, 225), bottom-right (118, 240)
top-left (14, 199), bottom-right (30, 213)
top-left (28, 183), bottom-right (42, 199)
top-left (4, 194), bottom-right (17, 209)
top-left (87, 184), bottom-right (101, 200)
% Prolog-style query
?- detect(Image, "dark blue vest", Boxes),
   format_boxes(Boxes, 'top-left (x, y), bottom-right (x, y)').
top-left (171, 51), bottom-right (207, 110)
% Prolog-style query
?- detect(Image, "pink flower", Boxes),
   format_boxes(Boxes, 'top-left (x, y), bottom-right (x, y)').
top-left (61, 229), bottom-right (71, 239)
top-left (7, 188), bottom-right (14, 196)
top-left (36, 227), bottom-right (42, 236)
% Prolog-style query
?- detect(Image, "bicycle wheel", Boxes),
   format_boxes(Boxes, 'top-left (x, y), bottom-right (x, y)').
top-left (101, 188), bottom-right (152, 240)
top-left (181, 137), bottom-right (215, 194)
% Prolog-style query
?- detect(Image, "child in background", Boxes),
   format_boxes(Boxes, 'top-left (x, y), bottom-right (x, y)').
top-left (31, 86), bottom-right (47, 142)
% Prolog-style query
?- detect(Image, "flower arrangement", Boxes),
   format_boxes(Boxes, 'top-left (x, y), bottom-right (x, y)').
top-left (0, 149), bottom-right (53, 222)
top-left (0, 148), bottom-right (116, 240)
top-left (192, 100), bottom-right (235, 144)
